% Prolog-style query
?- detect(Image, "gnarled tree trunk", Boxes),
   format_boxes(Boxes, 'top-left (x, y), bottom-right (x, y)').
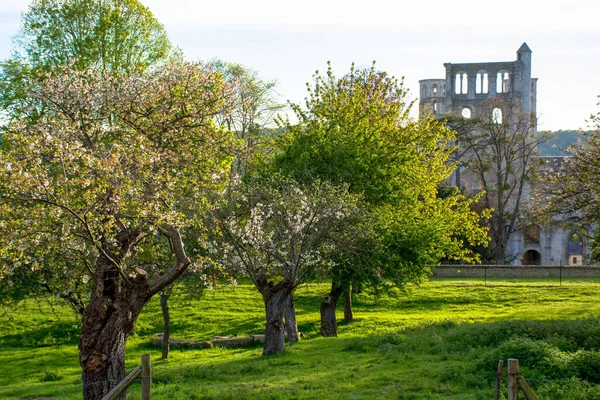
top-left (284, 293), bottom-right (299, 345)
top-left (258, 276), bottom-right (295, 355)
top-left (320, 282), bottom-right (344, 337)
top-left (80, 260), bottom-right (151, 400)
top-left (80, 228), bottom-right (190, 400)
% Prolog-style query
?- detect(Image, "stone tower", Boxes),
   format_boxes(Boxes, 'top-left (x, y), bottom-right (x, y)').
top-left (419, 42), bottom-right (537, 124)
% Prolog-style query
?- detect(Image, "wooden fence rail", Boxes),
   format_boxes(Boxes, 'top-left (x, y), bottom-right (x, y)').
top-left (102, 353), bottom-right (151, 400)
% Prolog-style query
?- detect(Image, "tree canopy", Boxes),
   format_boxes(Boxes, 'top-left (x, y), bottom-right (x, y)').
top-left (0, 60), bottom-right (236, 399)
top-left (209, 60), bottom-right (284, 176)
top-left (274, 63), bottom-right (488, 284)
top-left (15, 0), bottom-right (172, 73)
top-left (0, 0), bottom-right (173, 123)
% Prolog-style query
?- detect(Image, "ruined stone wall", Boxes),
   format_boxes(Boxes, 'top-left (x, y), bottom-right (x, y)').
top-left (433, 265), bottom-right (600, 278)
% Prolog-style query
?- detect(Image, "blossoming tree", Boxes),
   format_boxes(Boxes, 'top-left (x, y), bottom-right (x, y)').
top-left (0, 61), bottom-right (235, 399)
top-left (211, 176), bottom-right (362, 354)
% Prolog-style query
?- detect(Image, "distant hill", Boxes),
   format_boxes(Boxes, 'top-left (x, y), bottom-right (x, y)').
top-left (538, 130), bottom-right (591, 156)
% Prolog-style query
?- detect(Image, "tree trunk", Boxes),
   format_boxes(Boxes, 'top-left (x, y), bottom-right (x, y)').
top-left (259, 278), bottom-right (295, 355)
top-left (284, 293), bottom-right (299, 345)
top-left (160, 289), bottom-right (171, 359)
top-left (320, 282), bottom-right (344, 337)
top-left (80, 228), bottom-right (190, 399)
top-left (495, 239), bottom-right (506, 265)
top-left (80, 269), bottom-right (150, 400)
top-left (343, 290), bottom-right (353, 322)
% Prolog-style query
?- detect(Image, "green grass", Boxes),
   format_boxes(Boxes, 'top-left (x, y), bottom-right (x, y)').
top-left (2, 278), bottom-right (600, 399)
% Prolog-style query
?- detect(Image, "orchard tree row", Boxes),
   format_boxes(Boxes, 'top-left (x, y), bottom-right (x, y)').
top-left (0, 1), bottom-right (598, 400)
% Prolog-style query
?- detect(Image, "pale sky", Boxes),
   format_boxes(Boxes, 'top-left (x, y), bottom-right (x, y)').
top-left (1, 0), bottom-right (599, 131)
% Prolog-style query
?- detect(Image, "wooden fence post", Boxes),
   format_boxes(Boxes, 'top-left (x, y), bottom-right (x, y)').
top-left (507, 358), bottom-right (519, 400)
top-left (494, 360), bottom-right (504, 400)
top-left (141, 353), bottom-right (152, 400)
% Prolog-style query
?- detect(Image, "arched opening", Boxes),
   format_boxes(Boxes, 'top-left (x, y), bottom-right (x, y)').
top-left (455, 72), bottom-right (468, 94)
top-left (502, 72), bottom-right (510, 93)
top-left (455, 74), bottom-right (461, 94)
top-left (496, 71), bottom-right (510, 93)
top-left (524, 225), bottom-right (540, 245)
top-left (522, 250), bottom-right (541, 265)
top-left (461, 107), bottom-right (471, 119)
top-left (432, 84), bottom-right (438, 97)
top-left (433, 100), bottom-right (438, 113)
top-left (492, 108), bottom-right (502, 124)
top-left (482, 73), bottom-right (489, 94)
top-left (568, 232), bottom-right (583, 266)
top-left (475, 71), bottom-right (488, 94)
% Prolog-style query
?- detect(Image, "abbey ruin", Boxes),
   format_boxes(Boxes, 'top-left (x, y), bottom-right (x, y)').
top-left (419, 43), bottom-right (591, 266)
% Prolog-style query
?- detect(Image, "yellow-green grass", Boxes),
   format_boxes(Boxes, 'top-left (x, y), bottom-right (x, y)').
top-left (1, 278), bottom-right (600, 399)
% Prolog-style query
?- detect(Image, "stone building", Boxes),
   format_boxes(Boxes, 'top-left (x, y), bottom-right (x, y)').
top-left (419, 43), bottom-right (592, 266)
top-left (420, 43), bottom-right (536, 122)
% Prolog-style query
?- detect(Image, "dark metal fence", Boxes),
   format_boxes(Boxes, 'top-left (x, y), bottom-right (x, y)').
top-left (434, 264), bottom-right (600, 285)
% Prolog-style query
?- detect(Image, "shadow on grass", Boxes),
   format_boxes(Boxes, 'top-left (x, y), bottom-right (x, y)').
top-left (6, 317), bottom-right (600, 399)
top-left (0, 321), bottom-right (80, 347)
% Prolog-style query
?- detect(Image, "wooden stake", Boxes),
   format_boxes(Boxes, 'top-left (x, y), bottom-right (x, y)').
top-left (141, 353), bottom-right (152, 400)
top-left (495, 359), bottom-right (504, 400)
top-left (507, 359), bottom-right (518, 400)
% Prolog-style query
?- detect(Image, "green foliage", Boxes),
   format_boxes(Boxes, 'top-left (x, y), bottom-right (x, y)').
top-left (209, 60), bottom-right (284, 176)
top-left (0, 60), bottom-right (236, 311)
top-left (273, 62), bottom-right (488, 289)
top-left (0, 0), bottom-right (174, 125)
top-left (275, 62), bottom-right (431, 205)
top-left (15, 0), bottom-right (172, 74)
top-left (538, 101), bottom-right (600, 260)
top-left (537, 377), bottom-right (600, 400)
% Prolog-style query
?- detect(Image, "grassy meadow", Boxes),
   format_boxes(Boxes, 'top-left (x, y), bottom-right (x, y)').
top-left (2, 278), bottom-right (600, 399)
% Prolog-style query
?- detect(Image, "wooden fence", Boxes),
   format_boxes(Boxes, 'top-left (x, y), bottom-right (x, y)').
top-left (102, 353), bottom-right (152, 400)
top-left (495, 358), bottom-right (539, 400)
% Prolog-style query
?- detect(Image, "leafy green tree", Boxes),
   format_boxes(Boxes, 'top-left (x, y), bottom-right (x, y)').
top-left (209, 60), bottom-right (284, 176)
top-left (274, 63), bottom-right (488, 335)
top-left (209, 176), bottom-right (363, 354)
top-left (537, 102), bottom-right (600, 262)
top-left (1, 0), bottom-right (172, 122)
top-left (0, 61), bottom-right (235, 399)
top-left (15, 0), bottom-right (171, 73)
